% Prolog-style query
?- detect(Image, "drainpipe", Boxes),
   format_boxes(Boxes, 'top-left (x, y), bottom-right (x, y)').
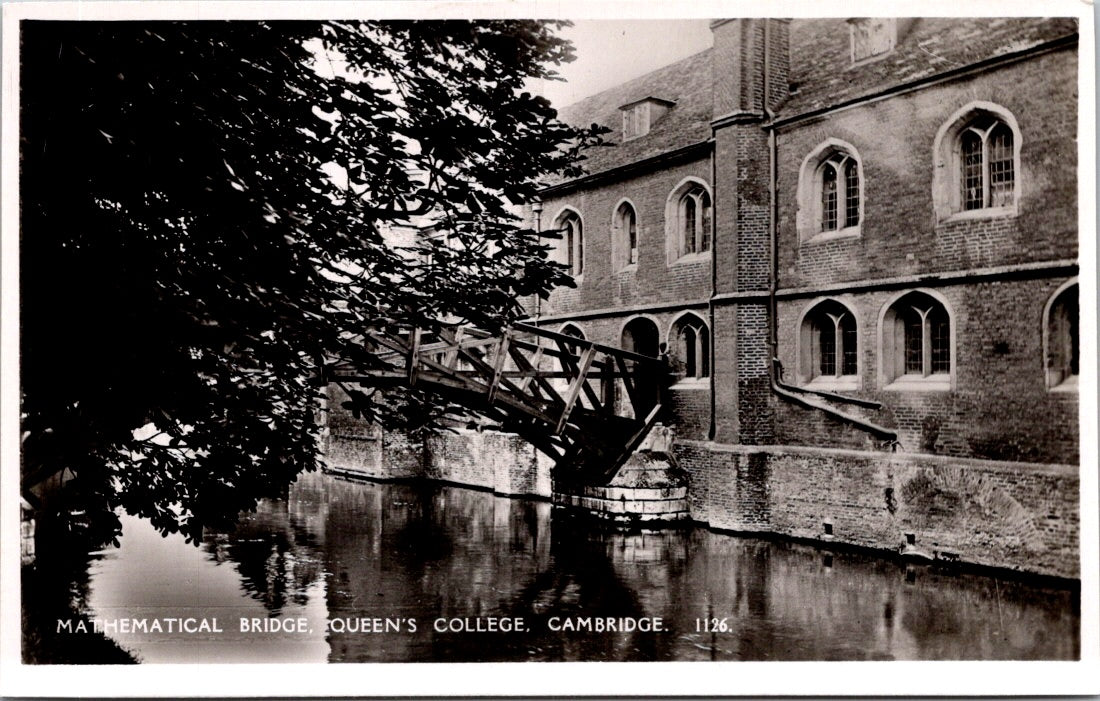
top-left (708, 139), bottom-right (718, 440)
top-left (764, 112), bottom-right (898, 445)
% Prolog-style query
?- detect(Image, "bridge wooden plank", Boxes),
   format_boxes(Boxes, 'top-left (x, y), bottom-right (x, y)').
top-left (406, 328), bottom-right (422, 385)
top-left (601, 359), bottom-right (616, 416)
top-left (507, 343), bottom-right (564, 408)
top-left (552, 339), bottom-right (605, 414)
top-left (515, 345), bottom-right (544, 391)
top-left (441, 327), bottom-right (465, 368)
top-left (439, 328), bottom-right (542, 412)
top-left (599, 403), bottom-right (663, 483)
top-left (615, 355), bottom-right (639, 413)
top-left (504, 336), bottom-right (610, 371)
top-left (513, 322), bottom-right (665, 366)
top-left (555, 346), bottom-right (596, 434)
top-left (347, 323), bottom-right (667, 485)
top-left (486, 331), bottom-right (511, 405)
top-left (412, 371), bottom-right (561, 427)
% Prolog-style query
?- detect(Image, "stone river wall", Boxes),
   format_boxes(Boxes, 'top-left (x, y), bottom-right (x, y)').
top-left (675, 440), bottom-right (1079, 579)
top-left (322, 386), bottom-right (1078, 578)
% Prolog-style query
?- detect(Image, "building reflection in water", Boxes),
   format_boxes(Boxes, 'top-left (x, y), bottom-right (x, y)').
top-left (75, 470), bottom-right (1078, 663)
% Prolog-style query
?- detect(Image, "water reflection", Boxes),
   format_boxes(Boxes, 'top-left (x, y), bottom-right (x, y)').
top-left (64, 471), bottom-right (1079, 662)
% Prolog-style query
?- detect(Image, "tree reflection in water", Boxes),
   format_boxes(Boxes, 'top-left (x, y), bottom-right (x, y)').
top-left (297, 473), bottom-right (1078, 662)
top-left (204, 475), bottom-right (326, 613)
top-left (40, 470), bottom-right (1077, 663)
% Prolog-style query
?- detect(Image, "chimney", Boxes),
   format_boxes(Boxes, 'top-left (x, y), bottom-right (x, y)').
top-left (710, 18), bottom-right (790, 124)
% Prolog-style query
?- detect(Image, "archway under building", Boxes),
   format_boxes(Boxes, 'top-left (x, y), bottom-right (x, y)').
top-left (620, 317), bottom-right (662, 418)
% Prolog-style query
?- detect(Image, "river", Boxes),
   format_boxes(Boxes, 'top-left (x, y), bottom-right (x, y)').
top-left (24, 469), bottom-right (1079, 663)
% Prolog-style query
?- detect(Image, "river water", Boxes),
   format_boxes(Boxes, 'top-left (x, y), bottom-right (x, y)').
top-left (29, 470), bottom-right (1079, 663)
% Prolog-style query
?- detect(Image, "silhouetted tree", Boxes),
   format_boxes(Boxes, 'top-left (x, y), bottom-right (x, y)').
top-left (20, 20), bottom-right (601, 543)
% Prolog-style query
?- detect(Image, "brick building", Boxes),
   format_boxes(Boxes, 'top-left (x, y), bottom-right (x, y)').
top-left (530, 17), bottom-right (1079, 466)
top-left (326, 17), bottom-right (1083, 577)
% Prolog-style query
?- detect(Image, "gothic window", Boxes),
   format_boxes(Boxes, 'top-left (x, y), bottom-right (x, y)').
top-left (1045, 282), bottom-right (1079, 391)
top-left (933, 103), bottom-right (1020, 220)
top-left (798, 140), bottom-right (863, 241)
top-left (820, 152), bottom-right (860, 232)
top-left (960, 117), bottom-right (1015, 211)
top-left (668, 179), bottom-right (712, 258)
top-left (554, 210), bottom-right (584, 276)
top-left (613, 201), bottom-right (638, 269)
top-left (671, 313), bottom-right (710, 380)
top-left (800, 300), bottom-right (859, 387)
top-left (881, 291), bottom-right (953, 390)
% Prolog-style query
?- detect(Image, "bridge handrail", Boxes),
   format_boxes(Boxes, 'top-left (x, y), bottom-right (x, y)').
top-left (511, 322), bottom-right (666, 367)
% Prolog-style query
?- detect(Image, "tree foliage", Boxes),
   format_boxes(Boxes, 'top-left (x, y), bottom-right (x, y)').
top-left (20, 20), bottom-right (602, 544)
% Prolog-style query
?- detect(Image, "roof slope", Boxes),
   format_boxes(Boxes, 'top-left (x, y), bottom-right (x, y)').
top-left (783, 17), bottom-right (1078, 116)
top-left (551, 18), bottom-right (1078, 183)
top-left (553, 48), bottom-right (713, 180)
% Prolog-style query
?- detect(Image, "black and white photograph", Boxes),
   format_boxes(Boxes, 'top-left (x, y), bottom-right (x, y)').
top-left (1, 1), bottom-right (1097, 696)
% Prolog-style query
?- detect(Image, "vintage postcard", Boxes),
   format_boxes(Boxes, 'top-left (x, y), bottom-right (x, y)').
top-left (1, 0), bottom-right (1097, 696)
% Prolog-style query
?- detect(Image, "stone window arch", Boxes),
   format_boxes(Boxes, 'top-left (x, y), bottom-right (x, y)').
top-left (879, 290), bottom-right (955, 391)
top-left (612, 199), bottom-right (639, 270)
top-left (665, 178), bottom-right (712, 263)
top-left (797, 139), bottom-right (863, 242)
top-left (933, 102), bottom-right (1021, 221)
top-left (669, 312), bottom-right (710, 380)
top-left (552, 207), bottom-right (584, 276)
top-left (1044, 280), bottom-right (1078, 392)
top-left (798, 298), bottom-right (860, 389)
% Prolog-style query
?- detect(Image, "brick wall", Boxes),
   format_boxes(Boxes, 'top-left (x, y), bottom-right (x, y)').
top-left (676, 440), bottom-right (1079, 578)
top-left (773, 276), bottom-right (1079, 463)
top-left (735, 302), bottom-right (774, 444)
top-left (323, 384), bottom-right (422, 479)
top-left (775, 48), bottom-right (1077, 290)
top-left (711, 304), bottom-right (740, 442)
top-left (536, 157), bottom-right (712, 319)
top-left (668, 385), bottom-right (710, 440)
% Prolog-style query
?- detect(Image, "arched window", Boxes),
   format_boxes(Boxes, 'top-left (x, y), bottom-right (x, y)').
top-left (666, 180), bottom-right (712, 262)
top-left (820, 153), bottom-right (860, 231)
top-left (670, 313), bottom-right (710, 380)
top-left (881, 291), bottom-right (954, 390)
top-left (560, 323), bottom-right (585, 340)
top-left (799, 300), bottom-right (859, 387)
top-left (613, 201), bottom-right (638, 269)
top-left (679, 186), bottom-right (711, 255)
top-left (554, 210), bottom-right (584, 276)
top-left (1045, 282), bottom-right (1078, 391)
top-left (797, 140), bottom-right (862, 241)
top-left (933, 102), bottom-right (1021, 220)
top-left (960, 118), bottom-right (1014, 210)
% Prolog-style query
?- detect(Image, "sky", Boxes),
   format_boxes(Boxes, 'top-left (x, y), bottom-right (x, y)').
top-left (532, 20), bottom-right (714, 109)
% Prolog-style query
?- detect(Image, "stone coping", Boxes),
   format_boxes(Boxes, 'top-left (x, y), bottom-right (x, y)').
top-left (564, 485), bottom-right (688, 501)
top-left (553, 492), bottom-right (689, 516)
top-left (674, 440), bottom-right (1079, 476)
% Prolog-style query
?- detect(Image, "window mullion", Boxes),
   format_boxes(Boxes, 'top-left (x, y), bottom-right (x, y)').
top-left (919, 309), bottom-right (932, 377)
top-left (982, 133), bottom-right (992, 208)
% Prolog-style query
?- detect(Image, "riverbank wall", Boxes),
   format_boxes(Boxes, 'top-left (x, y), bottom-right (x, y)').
top-left (675, 441), bottom-right (1079, 580)
top-left (323, 397), bottom-right (1078, 579)
top-left (323, 422), bottom-right (553, 499)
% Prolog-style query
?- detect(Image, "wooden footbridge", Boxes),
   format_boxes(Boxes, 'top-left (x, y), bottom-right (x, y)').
top-left (327, 322), bottom-right (668, 486)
